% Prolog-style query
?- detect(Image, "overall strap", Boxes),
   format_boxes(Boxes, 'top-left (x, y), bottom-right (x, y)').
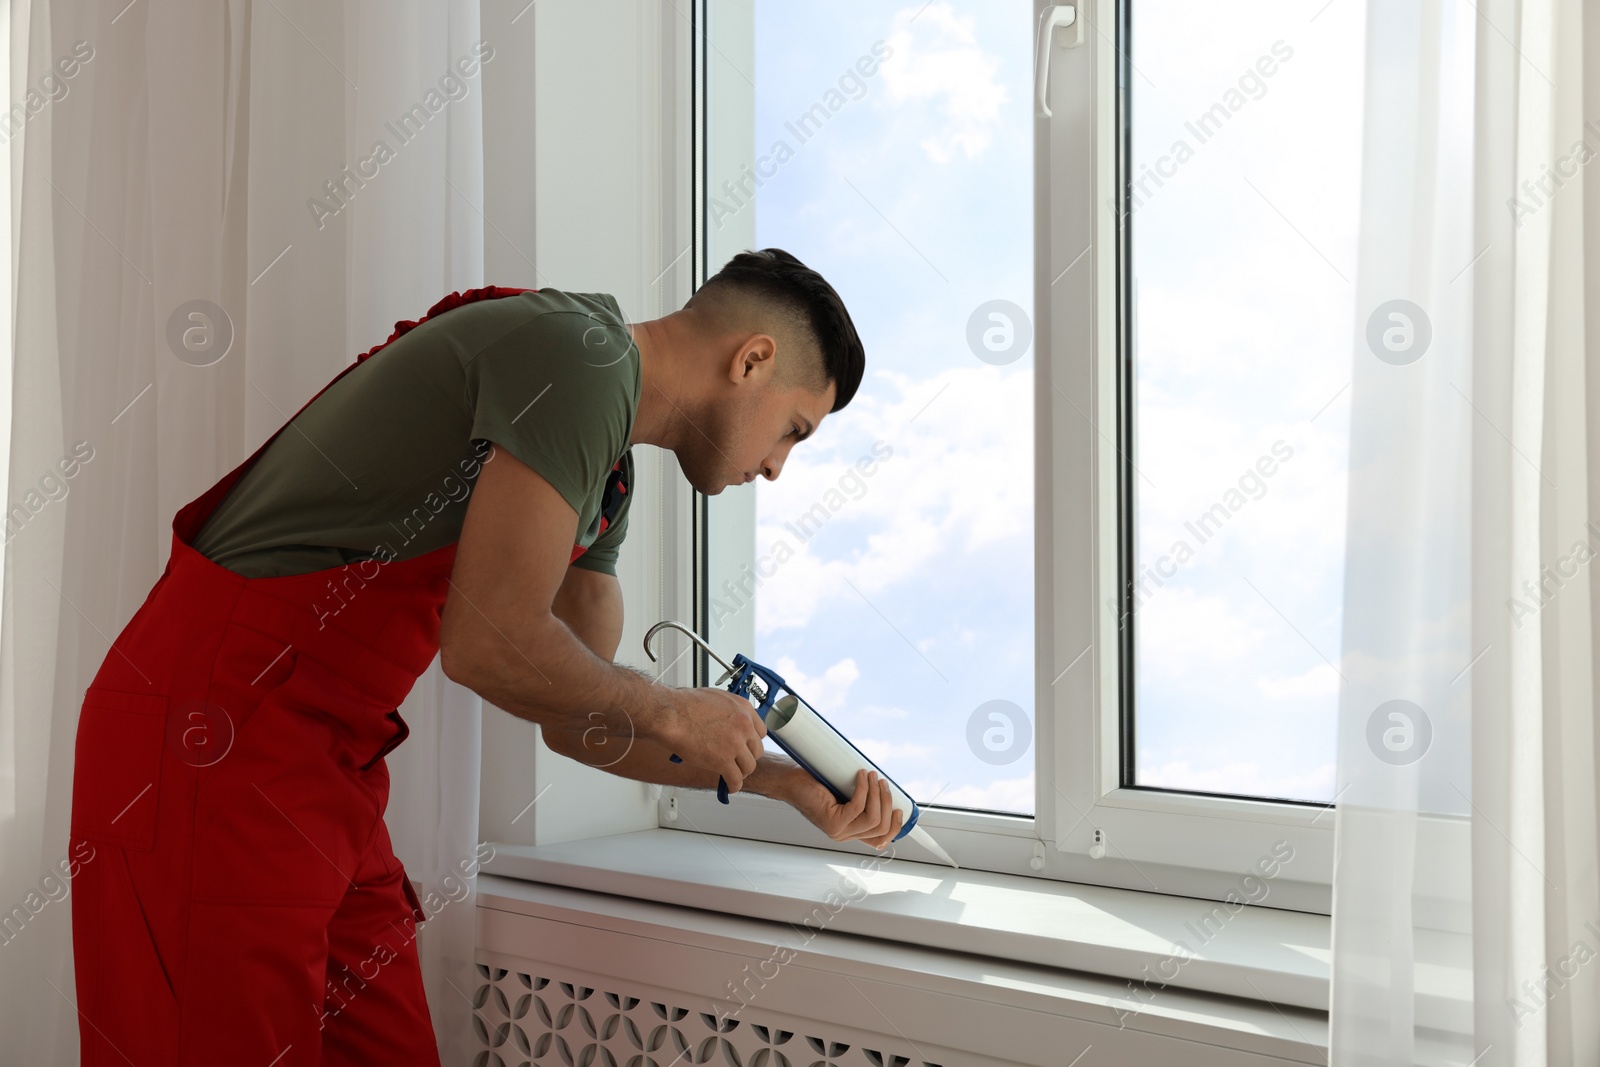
top-left (356, 285), bottom-right (537, 363)
top-left (173, 286), bottom-right (537, 546)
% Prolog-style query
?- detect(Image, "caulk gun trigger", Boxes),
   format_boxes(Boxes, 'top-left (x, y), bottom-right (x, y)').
top-left (667, 753), bottom-right (731, 804)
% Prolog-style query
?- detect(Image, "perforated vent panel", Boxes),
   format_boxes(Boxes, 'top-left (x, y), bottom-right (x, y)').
top-left (471, 956), bottom-right (951, 1067)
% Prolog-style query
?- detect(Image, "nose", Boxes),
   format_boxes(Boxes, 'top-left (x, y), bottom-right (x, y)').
top-left (761, 438), bottom-right (797, 482)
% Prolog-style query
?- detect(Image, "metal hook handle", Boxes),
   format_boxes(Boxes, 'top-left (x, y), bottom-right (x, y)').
top-left (643, 619), bottom-right (736, 805)
top-left (643, 620), bottom-right (737, 677)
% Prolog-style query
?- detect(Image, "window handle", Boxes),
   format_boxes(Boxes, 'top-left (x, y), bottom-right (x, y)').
top-left (1035, 3), bottom-right (1085, 119)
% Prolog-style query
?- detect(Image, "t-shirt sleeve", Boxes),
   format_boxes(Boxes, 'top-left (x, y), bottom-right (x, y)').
top-left (569, 449), bottom-right (633, 576)
top-left (464, 306), bottom-right (635, 530)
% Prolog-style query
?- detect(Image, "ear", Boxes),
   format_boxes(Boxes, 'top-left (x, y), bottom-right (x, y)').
top-left (727, 333), bottom-right (778, 385)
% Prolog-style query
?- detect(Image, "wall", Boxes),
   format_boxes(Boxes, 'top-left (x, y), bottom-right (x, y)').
top-left (476, 0), bottom-right (696, 848)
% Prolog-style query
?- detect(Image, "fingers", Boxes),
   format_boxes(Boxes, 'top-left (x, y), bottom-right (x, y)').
top-left (865, 778), bottom-right (900, 848)
top-left (841, 771), bottom-right (903, 848)
top-left (872, 803), bottom-right (904, 849)
top-left (825, 771), bottom-right (864, 838)
top-left (743, 707), bottom-right (766, 780)
top-left (724, 747), bottom-right (758, 794)
top-left (851, 777), bottom-right (902, 851)
top-left (734, 714), bottom-right (763, 783)
top-left (805, 768), bottom-right (908, 851)
top-left (825, 770), bottom-right (872, 841)
top-left (720, 695), bottom-right (767, 795)
top-left (727, 691), bottom-right (767, 740)
top-left (843, 769), bottom-right (872, 820)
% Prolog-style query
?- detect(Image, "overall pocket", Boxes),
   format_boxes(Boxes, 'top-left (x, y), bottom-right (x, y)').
top-left (70, 688), bottom-right (169, 850)
top-left (188, 647), bottom-right (383, 905)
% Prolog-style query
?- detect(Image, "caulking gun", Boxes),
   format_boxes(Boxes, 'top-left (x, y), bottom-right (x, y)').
top-left (643, 620), bottom-right (958, 868)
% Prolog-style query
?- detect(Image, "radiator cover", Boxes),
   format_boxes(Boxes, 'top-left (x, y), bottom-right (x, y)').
top-left (471, 953), bottom-right (960, 1067)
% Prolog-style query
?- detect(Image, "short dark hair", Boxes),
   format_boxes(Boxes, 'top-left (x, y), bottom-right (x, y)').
top-left (693, 248), bottom-right (865, 412)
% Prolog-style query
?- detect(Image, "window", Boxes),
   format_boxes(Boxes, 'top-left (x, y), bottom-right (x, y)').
top-left (1126, 0), bottom-right (1360, 806)
top-left (703, 0), bottom-right (1037, 818)
top-left (677, 0), bottom-right (1356, 909)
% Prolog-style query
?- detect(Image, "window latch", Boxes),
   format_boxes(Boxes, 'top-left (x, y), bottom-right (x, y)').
top-left (1035, 4), bottom-right (1086, 119)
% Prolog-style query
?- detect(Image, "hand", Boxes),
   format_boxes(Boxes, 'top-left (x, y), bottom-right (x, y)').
top-left (782, 766), bottom-right (904, 850)
top-left (647, 687), bottom-right (767, 794)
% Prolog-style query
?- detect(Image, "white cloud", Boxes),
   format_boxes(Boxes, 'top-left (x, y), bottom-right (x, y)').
top-left (1136, 586), bottom-right (1269, 676)
top-left (1119, 0), bottom-right (1368, 754)
top-left (755, 364), bottom-right (1031, 635)
top-left (1258, 663), bottom-right (1341, 701)
top-left (880, 3), bottom-right (1008, 162)
top-left (854, 738), bottom-right (938, 765)
top-left (856, 704), bottom-right (911, 720)
top-left (773, 655), bottom-right (860, 715)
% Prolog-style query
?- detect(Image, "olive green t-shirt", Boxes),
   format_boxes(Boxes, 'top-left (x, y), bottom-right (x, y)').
top-left (192, 288), bottom-right (640, 579)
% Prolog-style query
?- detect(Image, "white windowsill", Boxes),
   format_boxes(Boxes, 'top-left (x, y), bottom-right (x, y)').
top-left (478, 827), bottom-right (1332, 1014)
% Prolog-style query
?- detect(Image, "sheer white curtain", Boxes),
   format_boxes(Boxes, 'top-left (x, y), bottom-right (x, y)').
top-left (1334, 0), bottom-right (1600, 1063)
top-left (0, 1), bottom-right (510, 1062)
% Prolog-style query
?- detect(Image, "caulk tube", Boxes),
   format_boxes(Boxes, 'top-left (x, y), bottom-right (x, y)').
top-left (728, 657), bottom-right (956, 868)
top-left (765, 693), bottom-right (919, 826)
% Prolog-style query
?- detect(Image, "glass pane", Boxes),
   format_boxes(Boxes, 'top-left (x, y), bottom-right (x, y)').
top-left (706, 0), bottom-right (1036, 814)
top-left (1128, 0), bottom-right (1367, 803)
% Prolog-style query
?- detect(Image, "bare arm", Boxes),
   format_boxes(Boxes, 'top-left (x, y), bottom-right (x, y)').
top-left (440, 443), bottom-right (767, 793)
top-left (449, 446), bottom-right (905, 847)
top-left (551, 565), bottom-right (624, 662)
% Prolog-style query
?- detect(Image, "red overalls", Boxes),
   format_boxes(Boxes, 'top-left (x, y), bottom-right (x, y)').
top-left (67, 285), bottom-right (625, 1065)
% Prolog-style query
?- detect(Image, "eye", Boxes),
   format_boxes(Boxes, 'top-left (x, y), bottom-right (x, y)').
top-left (789, 424), bottom-right (801, 439)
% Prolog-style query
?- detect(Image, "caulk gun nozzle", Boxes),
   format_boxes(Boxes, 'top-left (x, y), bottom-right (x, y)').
top-left (909, 825), bottom-right (959, 869)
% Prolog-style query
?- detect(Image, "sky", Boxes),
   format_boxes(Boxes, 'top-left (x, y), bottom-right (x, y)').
top-left (710, 0), bottom-right (1369, 812)
top-left (1124, 0), bottom-right (1367, 803)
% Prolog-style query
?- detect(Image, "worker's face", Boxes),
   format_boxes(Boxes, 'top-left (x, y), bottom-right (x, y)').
top-left (681, 339), bottom-right (836, 495)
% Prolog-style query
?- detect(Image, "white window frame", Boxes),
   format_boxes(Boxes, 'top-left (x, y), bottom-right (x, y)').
top-left (661, 0), bottom-right (1358, 913)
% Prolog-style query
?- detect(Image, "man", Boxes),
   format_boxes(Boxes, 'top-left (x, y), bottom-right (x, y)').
top-left (67, 248), bottom-right (902, 1065)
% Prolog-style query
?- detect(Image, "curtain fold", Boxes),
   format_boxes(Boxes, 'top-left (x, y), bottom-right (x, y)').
top-left (1335, 0), bottom-right (1600, 1063)
top-left (0, 1), bottom-right (496, 1061)
top-left (1333, 1), bottom-right (1478, 1059)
